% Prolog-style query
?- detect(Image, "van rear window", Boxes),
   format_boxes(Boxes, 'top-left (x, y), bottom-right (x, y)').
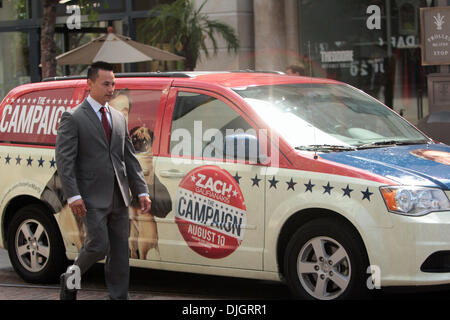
top-left (0, 88), bottom-right (75, 146)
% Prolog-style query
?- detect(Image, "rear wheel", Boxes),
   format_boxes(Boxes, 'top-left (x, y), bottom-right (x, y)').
top-left (284, 218), bottom-right (369, 300)
top-left (7, 205), bottom-right (67, 283)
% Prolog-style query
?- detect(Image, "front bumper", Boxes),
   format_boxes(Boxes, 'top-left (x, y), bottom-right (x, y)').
top-left (367, 209), bottom-right (450, 287)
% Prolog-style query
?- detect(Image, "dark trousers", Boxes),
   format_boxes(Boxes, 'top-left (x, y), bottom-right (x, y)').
top-left (74, 180), bottom-right (129, 300)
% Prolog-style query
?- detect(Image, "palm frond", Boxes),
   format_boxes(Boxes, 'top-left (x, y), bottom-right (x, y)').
top-left (139, 0), bottom-right (240, 69)
top-left (204, 20), bottom-right (239, 53)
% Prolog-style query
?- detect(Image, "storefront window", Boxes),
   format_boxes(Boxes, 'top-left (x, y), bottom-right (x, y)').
top-left (0, 32), bottom-right (30, 98)
top-left (132, 0), bottom-right (174, 11)
top-left (0, 0), bottom-right (31, 20)
top-left (56, 0), bottom-right (125, 16)
top-left (299, 0), bottom-right (435, 125)
top-left (55, 21), bottom-right (109, 76)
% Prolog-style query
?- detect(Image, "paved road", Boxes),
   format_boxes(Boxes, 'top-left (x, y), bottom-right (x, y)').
top-left (0, 248), bottom-right (292, 300)
top-left (2, 248), bottom-right (450, 301)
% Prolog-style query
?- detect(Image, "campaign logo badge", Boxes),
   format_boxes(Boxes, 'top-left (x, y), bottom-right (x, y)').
top-left (174, 165), bottom-right (246, 259)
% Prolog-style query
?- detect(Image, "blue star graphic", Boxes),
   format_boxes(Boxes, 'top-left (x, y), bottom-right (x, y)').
top-left (286, 178), bottom-right (297, 191)
top-left (233, 172), bottom-right (241, 184)
top-left (38, 156), bottom-right (45, 167)
top-left (268, 176), bottom-right (279, 189)
top-left (322, 182), bottom-right (334, 195)
top-left (251, 174), bottom-right (261, 187)
top-left (342, 184), bottom-right (353, 198)
top-left (26, 156), bottom-right (33, 166)
top-left (304, 179), bottom-right (314, 192)
top-left (361, 187), bottom-right (373, 201)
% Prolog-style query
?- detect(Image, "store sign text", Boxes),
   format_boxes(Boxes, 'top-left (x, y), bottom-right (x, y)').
top-left (320, 51), bottom-right (354, 63)
top-left (378, 35), bottom-right (418, 48)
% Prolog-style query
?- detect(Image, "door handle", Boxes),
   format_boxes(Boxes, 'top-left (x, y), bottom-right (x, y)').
top-left (159, 169), bottom-right (186, 178)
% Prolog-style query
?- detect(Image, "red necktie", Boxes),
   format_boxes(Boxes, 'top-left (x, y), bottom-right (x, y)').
top-left (100, 107), bottom-right (111, 144)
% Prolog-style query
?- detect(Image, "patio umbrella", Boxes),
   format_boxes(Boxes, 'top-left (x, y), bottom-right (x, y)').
top-left (56, 29), bottom-right (184, 65)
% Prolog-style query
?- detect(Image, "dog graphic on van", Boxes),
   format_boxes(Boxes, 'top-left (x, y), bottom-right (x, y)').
top-left (40, 90), bottom-right (171, 260)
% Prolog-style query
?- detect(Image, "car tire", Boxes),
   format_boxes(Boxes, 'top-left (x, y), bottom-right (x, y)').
top-left (7, 205), bottom-right (67, 284)
top-left (284, 217), bottom-right (370, 300)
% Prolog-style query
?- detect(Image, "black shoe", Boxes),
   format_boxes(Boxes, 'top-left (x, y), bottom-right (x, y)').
top-left (59, 273), bottom-right (77, 300)
top-left (104, 293), bottom-right (131, 300)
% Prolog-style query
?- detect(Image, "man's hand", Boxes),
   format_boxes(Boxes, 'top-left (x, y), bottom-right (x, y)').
top-left (69, 199), bottom-right (87, 217)
top-left (138, 196), bottom-right (151, 214)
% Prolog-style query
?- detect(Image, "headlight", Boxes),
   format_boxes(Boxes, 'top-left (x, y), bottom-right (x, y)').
top-left (380, 186), bottom-right (450, 216)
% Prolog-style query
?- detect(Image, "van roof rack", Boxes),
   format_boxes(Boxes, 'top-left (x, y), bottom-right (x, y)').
top-left (230, 70), bottom-right (285, 74)
top-left (42, 70), bottom-right (284, 82)
top-left (42, 72), bottom-right (192, 82)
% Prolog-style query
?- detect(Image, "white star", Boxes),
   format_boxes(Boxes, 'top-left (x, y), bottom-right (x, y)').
top-left (191, 175), bottom-right (196, 182)
top-left (232, 190), bottom-right (238, 197)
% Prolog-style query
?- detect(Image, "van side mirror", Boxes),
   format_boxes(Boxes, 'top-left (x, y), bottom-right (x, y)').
top-left (224, 133), bottom-right (267, 164)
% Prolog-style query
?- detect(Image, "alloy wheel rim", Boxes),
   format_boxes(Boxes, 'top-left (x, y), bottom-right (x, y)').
top-left (15, 219), bottom-right (50, 272)
top-left (297, 236), bottom-right (351, 300)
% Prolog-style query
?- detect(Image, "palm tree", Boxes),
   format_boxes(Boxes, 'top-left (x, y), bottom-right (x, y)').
top-left (41, 0), bottom-right (59, 79)
top-left (140, 0), bottom-right (240, 70)
top-left (40, 0), bottom-right (99, 78)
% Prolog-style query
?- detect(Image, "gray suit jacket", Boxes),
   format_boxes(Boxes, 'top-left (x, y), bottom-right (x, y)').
top-left (55, 99), bottom-right (148, 209)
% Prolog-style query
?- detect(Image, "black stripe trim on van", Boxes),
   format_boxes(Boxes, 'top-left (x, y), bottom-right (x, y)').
top-left (0, 141), bottom-right (55, 148)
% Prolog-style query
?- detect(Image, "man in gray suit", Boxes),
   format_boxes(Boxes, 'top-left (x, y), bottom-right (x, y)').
top-left (56, 61), bottom-right (151, 300)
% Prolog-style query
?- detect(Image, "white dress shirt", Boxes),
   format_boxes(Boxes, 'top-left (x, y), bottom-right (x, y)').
top-left (67, 95), bottom-right (149, 205)
top-left (87, 95), bottom-right (112, 126)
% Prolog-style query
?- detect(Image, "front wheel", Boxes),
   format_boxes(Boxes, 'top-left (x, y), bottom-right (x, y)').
top-left (284, 218), bottom-right (370, 300)
top-left (7, 205), bottom-right (67, 283)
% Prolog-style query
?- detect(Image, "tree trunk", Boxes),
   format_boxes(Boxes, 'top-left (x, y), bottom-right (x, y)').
top-left (184, 55), bottom-right (196, 71)
top-left (41, 0), bottom-right (59, 79)
top-left (183, 40), bottom-right (197, 71)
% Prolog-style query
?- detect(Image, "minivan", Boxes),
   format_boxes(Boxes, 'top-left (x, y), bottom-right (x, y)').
top-left (1, 71), bottom-right (449, 300)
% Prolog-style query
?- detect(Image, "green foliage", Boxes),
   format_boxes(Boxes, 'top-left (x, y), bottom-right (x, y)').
top-left (140, 0), bottom-right (239, 70)
top-left (8, 0), bottom-right (29, 19)
top-left (77, 0), bottom-right (108, 22)
top-left (10, 0), bottom-right (106, 21)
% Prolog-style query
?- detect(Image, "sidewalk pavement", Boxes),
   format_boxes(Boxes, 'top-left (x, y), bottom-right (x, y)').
top-left (0, 249), bottom-right (201, 300)
top-left (0, 285), bottom-right (196, 300)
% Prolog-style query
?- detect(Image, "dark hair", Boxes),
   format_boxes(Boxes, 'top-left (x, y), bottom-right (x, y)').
top-left (286, 64), bottom-right (306, 76)
top-left (87, 61), bottom-right (114, 81)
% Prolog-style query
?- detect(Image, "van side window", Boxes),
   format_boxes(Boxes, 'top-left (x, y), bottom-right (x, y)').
top-left (169, 91), bottom-right (255, 160)
top-left (109, 89), bottom-right (161, 155)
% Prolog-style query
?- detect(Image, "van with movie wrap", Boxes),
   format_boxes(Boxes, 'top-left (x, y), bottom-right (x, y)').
top-left (0, 71), bottom-right (450, 300)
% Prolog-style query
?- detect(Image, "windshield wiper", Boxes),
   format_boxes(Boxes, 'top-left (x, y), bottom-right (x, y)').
top-left (295, 144), bottom-right (357, 152)
top-left (356, 139), bottom-right (431, 149)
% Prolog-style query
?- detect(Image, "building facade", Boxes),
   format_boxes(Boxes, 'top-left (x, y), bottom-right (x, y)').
top-left (0, 0), bottom-right (449, 127)
top-left (196, 0), bottom-right (450, 127)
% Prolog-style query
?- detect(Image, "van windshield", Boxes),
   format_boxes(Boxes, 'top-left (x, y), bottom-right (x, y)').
top-left (233, 83), bottom-right (430, 150)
